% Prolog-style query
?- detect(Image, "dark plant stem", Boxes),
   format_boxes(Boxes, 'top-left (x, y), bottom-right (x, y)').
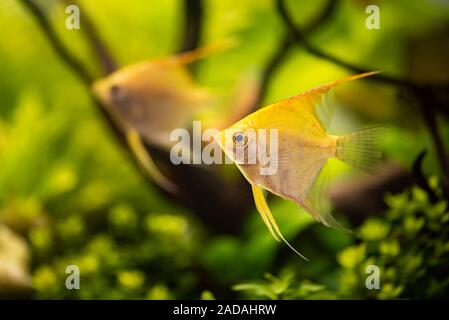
top-left (19, 0), bottom-right (127, 142)
top-left (64, 0), bottom-right (118, 74)
top-left (19, 0), bottom-right (93, 85)
top-left (417, 91), bottom-right (449, 198)
top-left (303, 0), bottom-right (340, 32)
top-left (275, 0), bottom-right (419, 88)
top-left (179, 0), bottom-right (203, 53)
top-left (255, 0), bottom-right (341, 108)
top-left (412, 150), bottom-right (438, 202)
top-left (256, 33), bottom-right (292, 107)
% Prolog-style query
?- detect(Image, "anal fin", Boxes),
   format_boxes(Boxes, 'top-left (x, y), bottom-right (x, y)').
top-left (251, 185), bottom-right (308, 260)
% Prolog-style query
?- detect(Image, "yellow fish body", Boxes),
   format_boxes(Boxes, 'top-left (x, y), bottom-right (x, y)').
top-left (214, 72), bottom-right (384, 259)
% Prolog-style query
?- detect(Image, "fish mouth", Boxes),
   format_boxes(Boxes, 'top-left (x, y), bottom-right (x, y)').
top-left (91, 79), bottom-right (108, 102)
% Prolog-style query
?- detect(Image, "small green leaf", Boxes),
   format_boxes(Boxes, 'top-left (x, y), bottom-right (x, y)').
top-left (337, 244), bottom-right (367, 269)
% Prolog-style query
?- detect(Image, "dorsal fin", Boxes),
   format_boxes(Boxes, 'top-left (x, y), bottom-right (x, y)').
top-left (154, 39), bottom-right (237, 67)
top-left (281, 71), bottom-right (380, 129)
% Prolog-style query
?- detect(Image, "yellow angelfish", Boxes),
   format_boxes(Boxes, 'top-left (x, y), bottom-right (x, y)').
top-left (214, 72), bottom-right (385, 259)
top-left (92, 42), bottom-right (232, 192)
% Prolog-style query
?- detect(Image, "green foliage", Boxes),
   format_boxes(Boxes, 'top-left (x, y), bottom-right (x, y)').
top-left (233, 272), bottom-right (336, 300)
top-left (234, 179), bottom-right (449, 299)
top-left (2, 93), bottom-right (447, 299)
top-left (0, 91), bottom-right (205, 299)
top-left (337, 181), bottom-right (449, 299)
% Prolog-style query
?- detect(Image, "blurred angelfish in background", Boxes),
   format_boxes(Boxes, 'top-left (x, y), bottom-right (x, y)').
top-left (92, 41), bottom-right (241, 193)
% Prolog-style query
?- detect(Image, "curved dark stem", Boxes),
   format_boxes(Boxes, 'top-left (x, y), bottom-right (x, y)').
top-left (303, 0), bottom-right (341, 33)
top-left (65, 0), bottom-right (118, 74)
top-left (179, 0), bottom-right (203, 53)
top-left (255, 34), bottom-right (292, 106)
top-left (412, 150), bottom-right (438, 202)
top-left (19, 0), bottom-right (125, 142)
top-left (275, 0), bottom-right (419, 89)
top-left (416, 90), bottom-right (449, 198)
top-left (19, 0), bottom-right (93, 85)
top-left (256, 0), bottom-right (341, 107)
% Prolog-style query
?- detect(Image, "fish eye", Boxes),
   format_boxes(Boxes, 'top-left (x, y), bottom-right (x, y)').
top-left (233, 132), bottom-right (246, 144)
top-left (110, 85), bottom-right (120, 96)
top-left (110, 84), bottom-right (130, 105)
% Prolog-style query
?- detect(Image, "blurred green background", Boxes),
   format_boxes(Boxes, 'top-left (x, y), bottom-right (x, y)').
top-left (0, 0), bottom-right (449, 299)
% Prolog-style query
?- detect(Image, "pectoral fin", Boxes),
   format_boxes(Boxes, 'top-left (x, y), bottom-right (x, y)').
top-left (300, 161), bottom-right (351, 232)
top-left (127, 129), bottom-right (178, 193)
top-left (251, 185), bottom-right (308, 260)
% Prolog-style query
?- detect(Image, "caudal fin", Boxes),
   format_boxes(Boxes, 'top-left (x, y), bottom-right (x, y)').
top-left (336, 127), bottom-right (386, 174)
